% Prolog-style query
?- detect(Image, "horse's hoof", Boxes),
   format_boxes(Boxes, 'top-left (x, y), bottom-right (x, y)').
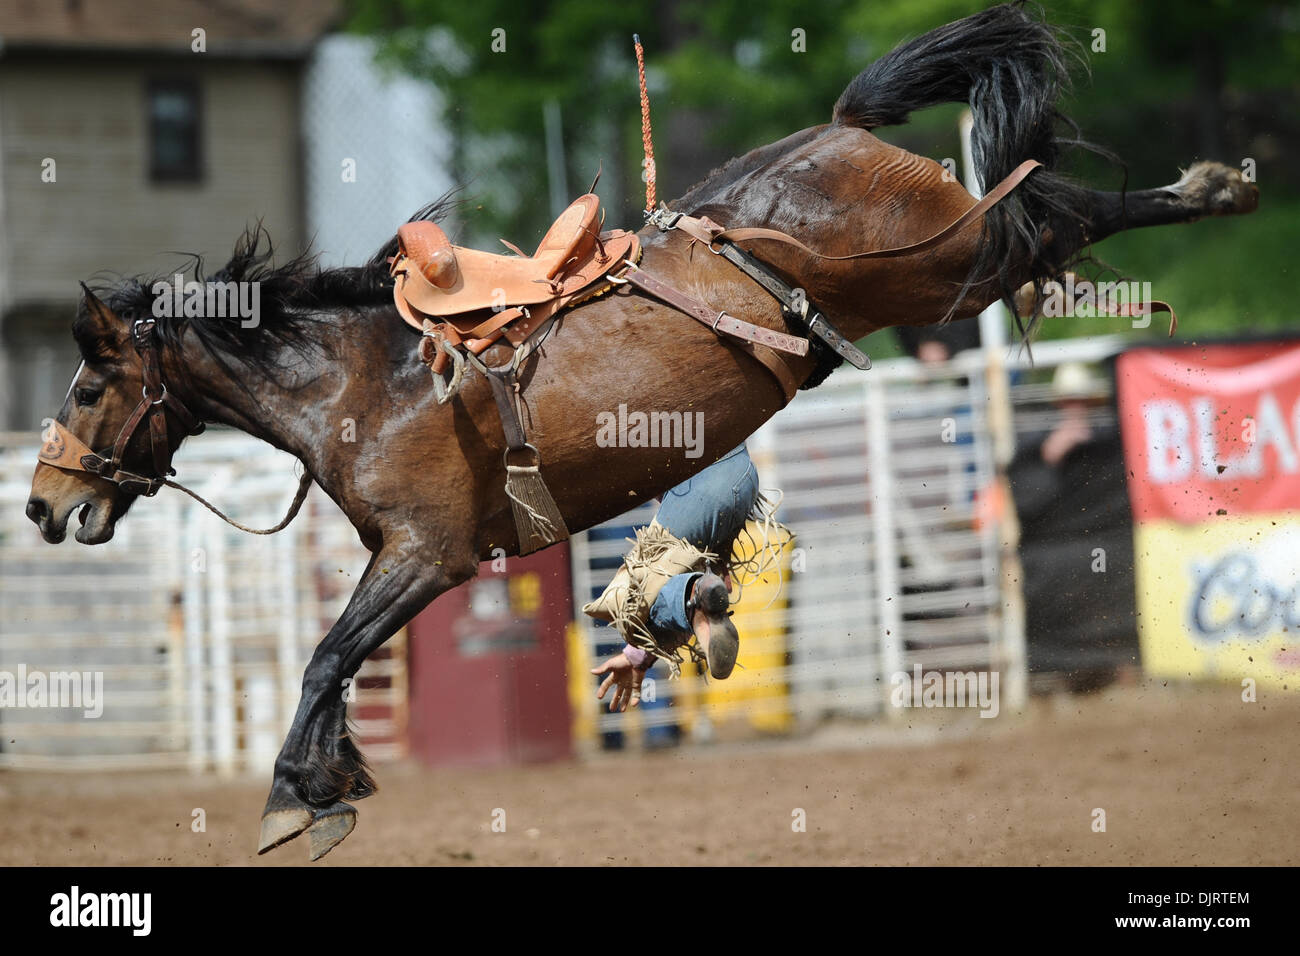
top-left (257, 808), bottom-right (314, 854)
top-left (307, 802), bottom-right (357, 861)
top-left (1175, 161), bottom-right (1259, 217)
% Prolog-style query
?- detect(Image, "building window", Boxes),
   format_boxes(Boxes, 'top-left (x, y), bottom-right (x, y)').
top-left (147, 80), bottom-right (202, 182)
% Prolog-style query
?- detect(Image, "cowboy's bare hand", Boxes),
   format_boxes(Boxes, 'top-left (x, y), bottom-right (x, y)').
top-left (591, 653), bottom-right (645, 713)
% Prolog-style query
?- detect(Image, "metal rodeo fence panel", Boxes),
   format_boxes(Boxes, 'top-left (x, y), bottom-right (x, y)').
top-left (0, 431), bottom-right (405, 772)
top-left (570, 355), bottom-right (1018, 739)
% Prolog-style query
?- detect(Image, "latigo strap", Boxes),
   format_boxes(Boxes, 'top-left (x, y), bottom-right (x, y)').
top-left (619, 267), bottom-right (809, 358)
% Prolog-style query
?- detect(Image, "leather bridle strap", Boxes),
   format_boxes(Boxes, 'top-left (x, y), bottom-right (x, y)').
top-left (39, 419), bottom-right (163, 498)
top-left (37, 319), bottom-right (203, 497)
top-left (36, 319), bottom-right (313, 535)
top-left (38, 420), bottom-right (101, 474)
top-left (90, 318), bottom-right (206, 495)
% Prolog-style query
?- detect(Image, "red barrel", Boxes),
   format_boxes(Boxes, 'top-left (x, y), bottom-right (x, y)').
top-left (406, 545), bottom-right (574, 767)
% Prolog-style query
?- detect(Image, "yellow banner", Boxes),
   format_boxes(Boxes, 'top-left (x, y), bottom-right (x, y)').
top-left (698, 524), bottom-right (794, 732)
top-left (1135, 515), bottom-right (1300, 687)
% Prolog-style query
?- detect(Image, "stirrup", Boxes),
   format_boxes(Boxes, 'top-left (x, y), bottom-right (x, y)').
top-left (431, 338), bottom-right (466, 404)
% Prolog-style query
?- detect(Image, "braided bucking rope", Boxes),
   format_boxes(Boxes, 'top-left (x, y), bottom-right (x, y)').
top-left (633, 34), bottom-right (656, 213)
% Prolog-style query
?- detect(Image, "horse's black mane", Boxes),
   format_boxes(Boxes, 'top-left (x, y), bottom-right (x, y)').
top-left (83, 195), bottom-right (462, 375)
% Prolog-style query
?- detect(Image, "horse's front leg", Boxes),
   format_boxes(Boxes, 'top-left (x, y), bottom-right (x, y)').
top-left (257, 533), bottom-right (475, 860)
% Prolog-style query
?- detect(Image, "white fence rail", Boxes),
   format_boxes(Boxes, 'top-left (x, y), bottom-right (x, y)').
top-left (0, 431), bottom-right (405, 773)
top-left (1, 337), bottom-right (1130, 765)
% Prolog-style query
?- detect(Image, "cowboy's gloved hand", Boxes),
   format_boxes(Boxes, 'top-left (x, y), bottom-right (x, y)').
top-left (591, 653), bottom-right (646, 713)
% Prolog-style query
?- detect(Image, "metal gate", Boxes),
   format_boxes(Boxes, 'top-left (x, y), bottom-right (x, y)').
top-left (0, 430), bottom-right (405, 772)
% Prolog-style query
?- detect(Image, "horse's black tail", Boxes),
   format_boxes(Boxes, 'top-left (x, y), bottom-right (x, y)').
top-left (833, 2), bottom-right (1107, 328)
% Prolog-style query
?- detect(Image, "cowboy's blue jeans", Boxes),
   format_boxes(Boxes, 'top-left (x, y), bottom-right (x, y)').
top-left (646, 444), bottom-right (758, 639)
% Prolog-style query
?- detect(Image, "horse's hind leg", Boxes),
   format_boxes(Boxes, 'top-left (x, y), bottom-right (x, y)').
top-left (1081, 161), bottom-right (1258, 244)
top-left (258, 531), bottom-right (477, 859)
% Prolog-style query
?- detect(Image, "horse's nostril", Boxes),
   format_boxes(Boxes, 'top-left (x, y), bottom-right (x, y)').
top-left (26, 497), bottom-right (49, 524)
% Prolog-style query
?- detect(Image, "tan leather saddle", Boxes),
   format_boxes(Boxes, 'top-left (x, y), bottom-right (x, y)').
top-left (389, 193), bottom-right (640, 371)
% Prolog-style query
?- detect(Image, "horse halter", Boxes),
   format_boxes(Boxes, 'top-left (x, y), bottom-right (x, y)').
top-left (37, 318), bottom-right (205, 497)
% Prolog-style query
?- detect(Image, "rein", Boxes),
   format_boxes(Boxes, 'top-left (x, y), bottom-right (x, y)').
top-left (37, 316), bottom-right (312, 535)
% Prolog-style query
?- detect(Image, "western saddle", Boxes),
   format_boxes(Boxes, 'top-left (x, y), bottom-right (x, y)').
top-left (389, 193), bottom-right (640, 394)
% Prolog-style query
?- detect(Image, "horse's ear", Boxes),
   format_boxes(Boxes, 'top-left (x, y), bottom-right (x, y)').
top-left (74, 283), bottom-right (128, 364)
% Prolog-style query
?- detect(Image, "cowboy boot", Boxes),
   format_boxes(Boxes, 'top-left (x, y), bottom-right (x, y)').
top-left (689, 571), bottom-right (739, 679)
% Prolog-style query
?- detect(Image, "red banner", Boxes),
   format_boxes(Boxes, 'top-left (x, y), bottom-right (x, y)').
top-left (1117, 342), bottom-right (1300, 687)
top-left (1116, 343), bottom-right (1300, 524)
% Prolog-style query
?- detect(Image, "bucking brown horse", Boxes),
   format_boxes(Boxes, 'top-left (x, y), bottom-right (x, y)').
top-left (25, 4), bottom-right (1257, 859)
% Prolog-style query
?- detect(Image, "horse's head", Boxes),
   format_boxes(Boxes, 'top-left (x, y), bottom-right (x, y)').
top-left (27, 286), bottom-right (203, 544)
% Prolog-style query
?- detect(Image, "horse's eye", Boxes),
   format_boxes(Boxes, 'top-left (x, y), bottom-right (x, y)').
top-left (74, 388), bottom-right (102, 407)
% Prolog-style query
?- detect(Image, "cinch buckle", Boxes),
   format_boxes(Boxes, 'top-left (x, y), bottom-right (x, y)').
top-left (647, 206), bottom-right (683, 232)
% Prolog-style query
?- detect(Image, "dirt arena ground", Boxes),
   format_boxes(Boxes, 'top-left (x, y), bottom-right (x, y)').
top-left (1, 681), bottom-right (1295, 866)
